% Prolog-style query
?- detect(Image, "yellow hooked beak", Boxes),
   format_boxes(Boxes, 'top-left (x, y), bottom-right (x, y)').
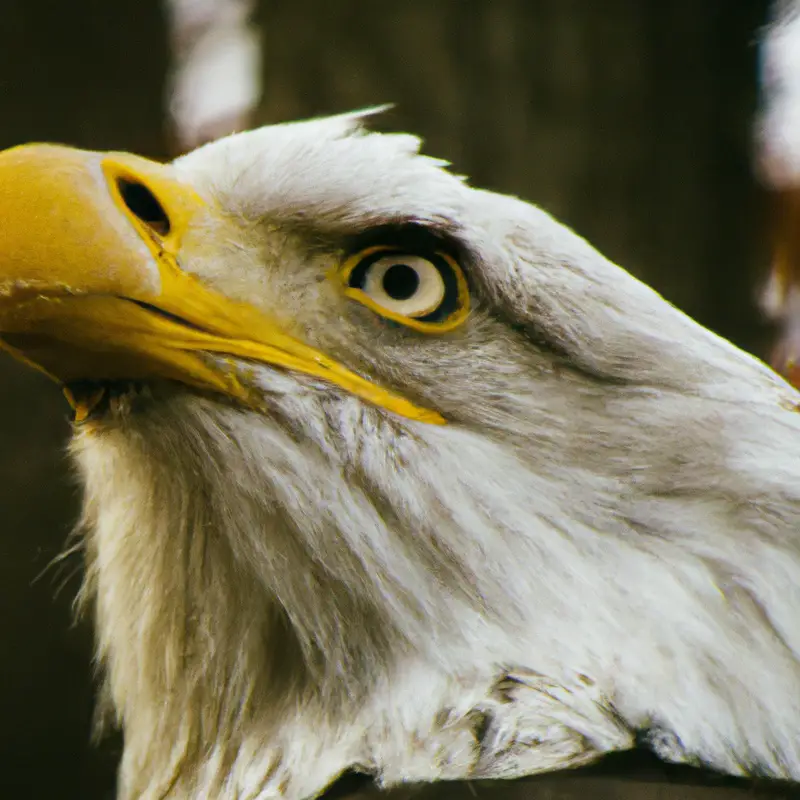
top-left (0, 144), bottom-right (444, 424)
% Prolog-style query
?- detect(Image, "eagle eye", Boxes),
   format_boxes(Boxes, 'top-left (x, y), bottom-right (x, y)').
top-left (338, 246), bottom-right (469, 332)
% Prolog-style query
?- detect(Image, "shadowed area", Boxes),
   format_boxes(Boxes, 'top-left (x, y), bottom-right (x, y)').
top-left (0, 0), bottom-right (167, 796)
top-left (318, 751), bottom-right (800, 799)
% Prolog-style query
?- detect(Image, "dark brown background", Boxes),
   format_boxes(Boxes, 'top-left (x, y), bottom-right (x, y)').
top-left (0, 1), bottom-right (786, 798)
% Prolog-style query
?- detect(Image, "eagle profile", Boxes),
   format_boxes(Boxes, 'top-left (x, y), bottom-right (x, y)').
top-left (1, 110), bottom-right (800, 798)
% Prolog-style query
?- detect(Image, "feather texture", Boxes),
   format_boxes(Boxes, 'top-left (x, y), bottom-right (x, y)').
top-left (66, 112), bottom-right (800, 797)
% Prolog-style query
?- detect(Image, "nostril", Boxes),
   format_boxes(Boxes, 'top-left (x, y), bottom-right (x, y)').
top-left (116, 178), bottom-right (171, 237)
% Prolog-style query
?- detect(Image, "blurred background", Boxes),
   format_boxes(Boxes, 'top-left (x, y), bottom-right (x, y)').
top-left (0, 1), bottom-right (789, 797)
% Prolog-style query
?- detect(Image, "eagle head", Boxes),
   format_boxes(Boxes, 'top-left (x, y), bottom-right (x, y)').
top-left (2, 110), bottom-right (800, 798)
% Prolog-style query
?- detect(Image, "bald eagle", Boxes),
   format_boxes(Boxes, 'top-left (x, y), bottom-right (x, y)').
top-left (1, 111), bottom-right (800, 799)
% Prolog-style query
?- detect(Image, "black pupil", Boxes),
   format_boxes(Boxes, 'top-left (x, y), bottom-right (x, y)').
top-left (382, 263), bottom-right (420, 301)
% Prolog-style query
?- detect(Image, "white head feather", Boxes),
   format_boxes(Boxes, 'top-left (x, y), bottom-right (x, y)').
top-left (67, 111), bottom-right (800, 798)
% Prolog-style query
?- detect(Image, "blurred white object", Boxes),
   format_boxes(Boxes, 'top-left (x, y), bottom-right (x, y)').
top-left (759, 1), bottom-right (800, 186)
top-left (166, 0), bottom-right (262, 151)
top-left (758, 2), bottom-right (800, 384)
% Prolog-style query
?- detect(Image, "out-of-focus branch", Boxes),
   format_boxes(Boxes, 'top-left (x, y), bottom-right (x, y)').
top-left (165, 0), bottom-right (262, 153)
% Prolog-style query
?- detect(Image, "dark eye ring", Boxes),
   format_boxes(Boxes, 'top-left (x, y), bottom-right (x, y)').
top-left (338, 246), bottom-right (469, 331)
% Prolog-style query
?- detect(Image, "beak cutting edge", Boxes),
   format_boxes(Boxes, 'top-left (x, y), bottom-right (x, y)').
top-left (0, 144), bottom-right (445, 425)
